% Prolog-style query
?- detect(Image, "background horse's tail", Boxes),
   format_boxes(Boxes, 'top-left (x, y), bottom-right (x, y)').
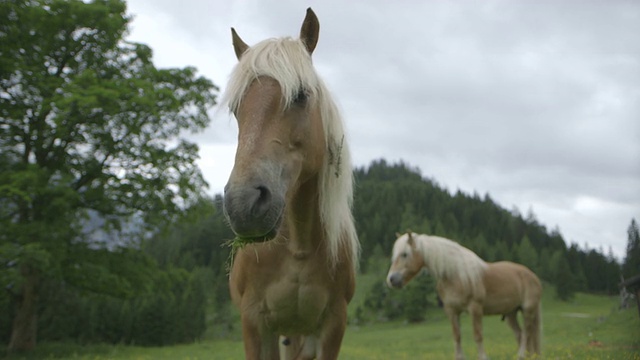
top-left (525, 302), bottom-right (542, 355)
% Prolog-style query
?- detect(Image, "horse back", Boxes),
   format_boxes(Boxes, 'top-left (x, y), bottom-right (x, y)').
top-left (482, 261), bottom-right (542, 315)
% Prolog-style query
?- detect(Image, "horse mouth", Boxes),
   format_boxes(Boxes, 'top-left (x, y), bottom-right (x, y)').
top-left (226, 206), bottom-right (284, 245)
top-left (235, 226), bottom-right (278, 243)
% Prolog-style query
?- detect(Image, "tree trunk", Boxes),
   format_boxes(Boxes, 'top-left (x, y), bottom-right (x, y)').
top-left (8, 266), bottom-right (39, 352)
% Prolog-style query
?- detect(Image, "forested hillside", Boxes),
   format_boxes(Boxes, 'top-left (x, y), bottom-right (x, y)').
top-left (0, 159), bottom-right (624, 346)
top-left (348, 159), bottom-right (624, 323)
top-left (353, 160), bottom-right (620, 295)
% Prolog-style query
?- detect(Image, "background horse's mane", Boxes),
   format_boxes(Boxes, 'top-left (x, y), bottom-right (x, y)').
top-left (414, 233), bottom-right (487, 291)
top-left (221, 37), bottom-right (359, 270)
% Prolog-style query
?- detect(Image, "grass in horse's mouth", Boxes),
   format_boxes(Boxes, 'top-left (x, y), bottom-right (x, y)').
top-left (224, 231), bottom-right (276, 271)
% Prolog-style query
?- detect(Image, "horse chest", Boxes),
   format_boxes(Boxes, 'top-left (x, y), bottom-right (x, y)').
top-left (261, 265), bottom-right (330, 332)
top-left (437, 281), bottom-right (474, 310)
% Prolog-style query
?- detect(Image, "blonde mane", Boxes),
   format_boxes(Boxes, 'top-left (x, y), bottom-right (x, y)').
top-left (221, 37), bottom-right (359, 270)
top-left (413, 233), bottom-right (487, 292)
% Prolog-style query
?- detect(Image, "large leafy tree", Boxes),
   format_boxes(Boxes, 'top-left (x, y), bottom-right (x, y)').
top-left (0, 0), bottom-right (217, 351)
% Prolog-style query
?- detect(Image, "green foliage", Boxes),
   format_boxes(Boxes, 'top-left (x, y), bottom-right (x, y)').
top-left (0, 0), bottom-right (217, 350)
top-left (356, 274), bottom-right (436, 324)
top-left (12, 197), bottom-right (234, 347)
top-left (554, 254), bottom-right (577, 301)
top-left (567, 244), bottom-right (589, 291)
top-left (143, 197), bottom-right (235, 335)
top-left (515, 235), bottom-right (539, 273)
top-left (36, 264), bottom-right (210, 346)
top-left (582, 248), bottom-right (620, 294)
top-left (401, 275), bottom-right (434, 323)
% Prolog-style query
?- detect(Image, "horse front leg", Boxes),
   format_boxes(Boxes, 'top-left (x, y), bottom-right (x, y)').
top-left (317, 303), bottom-right (348, 360)
top-left (240, 315), bottom-right (279, 360)
top-left (468, 302), bottom-right (487, 360)
top-left (445, 306), bottom-right (464, 360)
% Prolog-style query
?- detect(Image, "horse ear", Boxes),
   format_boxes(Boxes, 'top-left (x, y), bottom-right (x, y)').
top-left (395, 232), bottom-right (401, 238)
top-left (407, 232), bottom-right (414, 246)
top-left (300, 8), bottom-right (319, 54)
top-left (231, 27), bottom-right (249, 60)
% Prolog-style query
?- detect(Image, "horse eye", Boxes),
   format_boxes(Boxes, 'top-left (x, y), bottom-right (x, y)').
top-left (293, 89), bottom-right (308, 104)
top-left (401, 252), bottom-right (408, 259)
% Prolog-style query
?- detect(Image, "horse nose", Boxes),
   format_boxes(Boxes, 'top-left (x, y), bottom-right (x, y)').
top-left (224, 182), bottom-right (272, 217)
top-left (224, 181), bottom-right (270, 209)
top-left (223, 181), bottom-right (282, 237)
top-left (387, 273), bottom-right (403, 289)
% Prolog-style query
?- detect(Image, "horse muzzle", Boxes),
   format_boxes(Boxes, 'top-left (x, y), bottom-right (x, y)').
top-left (223, 179), bottom-right (285, 240)
top-left (387, 272), bottom-right (404, 289)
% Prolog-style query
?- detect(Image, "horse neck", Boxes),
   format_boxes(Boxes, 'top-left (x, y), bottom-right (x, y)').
top-left (419, 236), bottom-right (487, 287)
top-left (282, 174), bottom-right (325, 257)
top-left (417, 236), bottom-right (448, 281)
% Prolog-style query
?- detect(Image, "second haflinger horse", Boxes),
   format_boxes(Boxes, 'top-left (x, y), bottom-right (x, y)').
top-left (387, 232), bottom-right (542, 360)
top-left (222, 8), bottom-right (359, 360)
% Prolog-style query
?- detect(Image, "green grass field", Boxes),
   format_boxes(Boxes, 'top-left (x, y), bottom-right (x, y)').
top-left (4, 279), bottom-right (639, 360)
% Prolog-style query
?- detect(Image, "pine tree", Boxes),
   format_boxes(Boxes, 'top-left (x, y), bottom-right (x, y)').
top-left (516, 235), bottom-right (539, 273)
top-left (401, 274), bottom-right (434, 323)
top-left (623, 218), bottom-right (640, 278)
top-left (555, 256), bottom-right (576, 301)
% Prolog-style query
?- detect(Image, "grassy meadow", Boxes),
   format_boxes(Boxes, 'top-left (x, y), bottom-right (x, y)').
top-left (3, 274), bottom-right (639, 360)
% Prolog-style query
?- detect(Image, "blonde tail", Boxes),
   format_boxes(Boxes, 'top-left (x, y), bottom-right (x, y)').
top-left (525, 302), bottom-right (542, 355)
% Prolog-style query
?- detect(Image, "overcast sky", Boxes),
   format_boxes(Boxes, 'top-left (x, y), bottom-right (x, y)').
top-left (124, 0), bottom-right (639, 260)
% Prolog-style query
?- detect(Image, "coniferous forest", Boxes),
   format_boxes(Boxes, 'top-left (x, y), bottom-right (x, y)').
top-left (353, 159), bottom-right (622, 297)
top-left (1, 159), bottom-right (630, 347)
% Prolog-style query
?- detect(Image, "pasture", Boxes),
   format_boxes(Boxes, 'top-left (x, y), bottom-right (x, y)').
top-left (4, 281), bottom-right (638, 360)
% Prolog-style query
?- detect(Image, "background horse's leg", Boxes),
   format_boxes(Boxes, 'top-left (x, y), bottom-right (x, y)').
top-left (445, 306), bottom-right (464, 360)
top-left (505, 311), bottom-right (525, 359)
top-left (468, 302), bottom-right (487, 360)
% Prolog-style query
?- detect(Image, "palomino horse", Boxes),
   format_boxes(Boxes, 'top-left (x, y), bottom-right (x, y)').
top-left (387, 232), bottom-right (542, 360)
top-left (222, 8), bottom-right (359, 360)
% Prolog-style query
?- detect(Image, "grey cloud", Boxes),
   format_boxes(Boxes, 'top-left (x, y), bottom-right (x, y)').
top-left (125, 0), bottom-right (640, 259)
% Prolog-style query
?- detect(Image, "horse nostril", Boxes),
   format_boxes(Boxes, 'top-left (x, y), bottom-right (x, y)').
top-left (255, 185), bottom-right (271, 204)
top-left (250, 185), bottom-right (272, 217)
